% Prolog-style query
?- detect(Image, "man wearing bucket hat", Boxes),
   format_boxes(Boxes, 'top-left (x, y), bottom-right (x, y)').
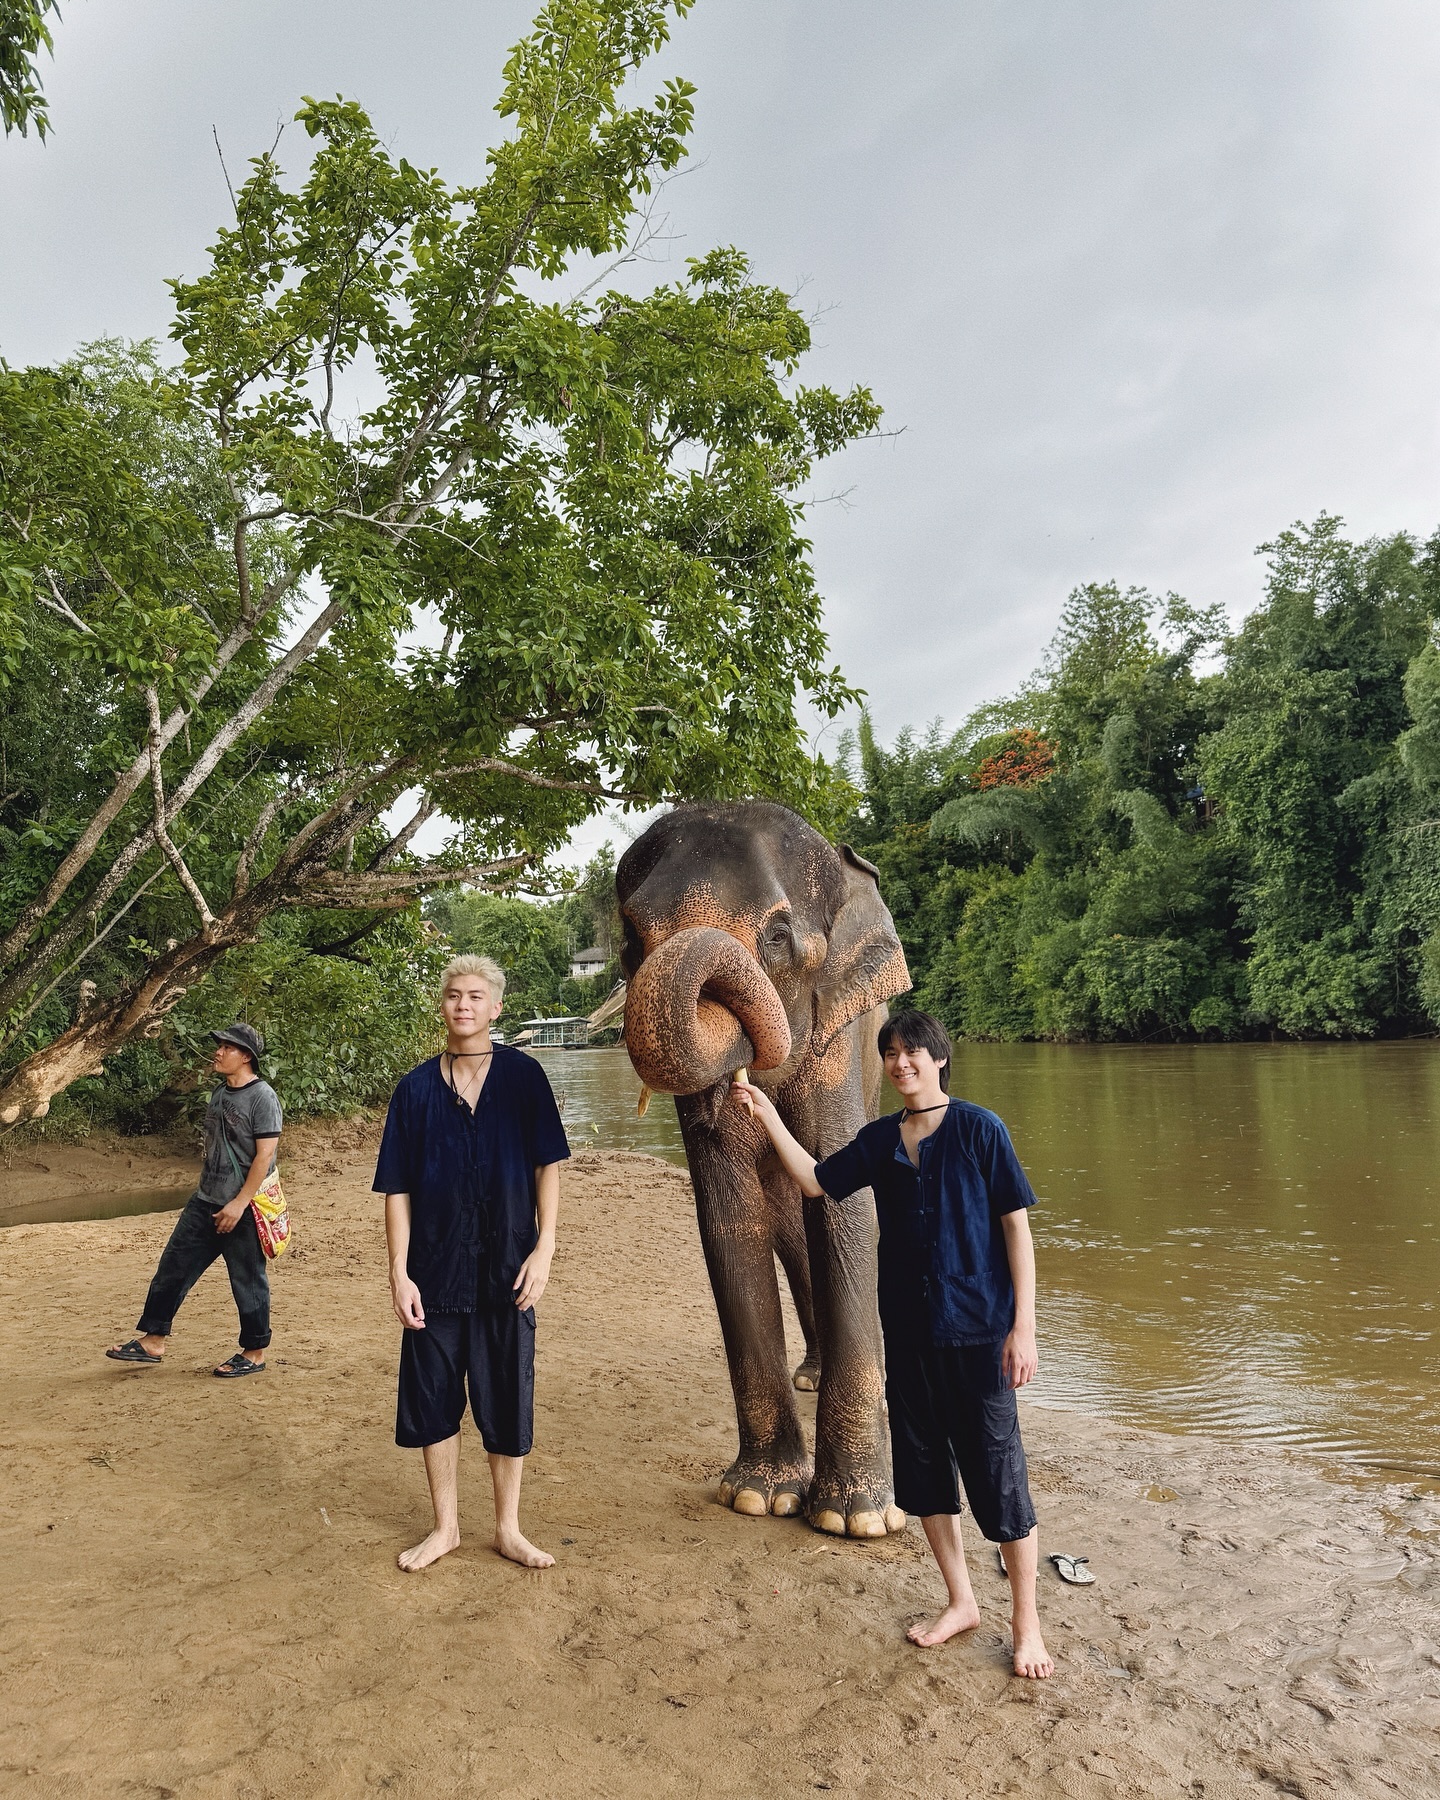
top-left (106, 1022), bottom-right (282, 1377)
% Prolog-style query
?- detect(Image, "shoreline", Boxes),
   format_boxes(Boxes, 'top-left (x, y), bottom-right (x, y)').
top-left (6, 1128), bottom-right (1435, 1491)
top-left (2, 1136), bottom-right (1437, 1795)
top-left (0, 1124), bottom-right (197, 1215)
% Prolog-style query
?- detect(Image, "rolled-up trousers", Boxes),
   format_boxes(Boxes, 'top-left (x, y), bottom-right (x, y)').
top-left (136, 1193), bottom-right (272, 1351)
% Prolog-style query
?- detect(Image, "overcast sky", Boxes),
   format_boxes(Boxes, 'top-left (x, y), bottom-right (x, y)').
top-left (6, 0), bottom-right (1440, 855)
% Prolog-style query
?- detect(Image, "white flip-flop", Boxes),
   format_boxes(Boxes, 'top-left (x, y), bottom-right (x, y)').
top-left (1049, 1553), bottom-right (1095, 1585)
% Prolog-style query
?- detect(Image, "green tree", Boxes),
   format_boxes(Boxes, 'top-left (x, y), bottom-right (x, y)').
top-left (0, 0), bottom-right (877, 1130)
top-left (1201, 517), bottom-right (1440, 1034)
top-left (1, 0), bottom-right (59, 138)
top-left (1398, 642), bottom-right (1440, 1017)
top-left (850, 525), bottom-right (1440, 1043)
top-left (840, 583), bottom-right (1242, 1041)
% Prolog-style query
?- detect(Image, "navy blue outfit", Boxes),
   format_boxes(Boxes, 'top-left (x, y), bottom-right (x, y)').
top-left (373, 1048), bottom-right (569, 1454)
top-left (815, 1099), bottom-right (1039, 1540)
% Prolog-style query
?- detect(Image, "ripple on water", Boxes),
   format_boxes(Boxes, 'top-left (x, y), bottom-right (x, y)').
top-left (522, 1042), bottom-right (1440, 1472)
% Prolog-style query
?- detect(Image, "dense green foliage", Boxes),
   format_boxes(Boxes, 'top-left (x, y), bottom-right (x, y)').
top-left (75, 916), bottom-right (450, 1134)
top-left (0, 0), bottom-right (876, 1133)
top-left (0, 0), bottom-right (59, 138)
top-left (426, 845), bottom-right (623, 1027)
top-left (845, 518), bottom-right (1440, 1041)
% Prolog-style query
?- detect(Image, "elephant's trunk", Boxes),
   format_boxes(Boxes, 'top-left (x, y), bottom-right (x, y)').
top-left (624, 927), bottom-right (792, 1095)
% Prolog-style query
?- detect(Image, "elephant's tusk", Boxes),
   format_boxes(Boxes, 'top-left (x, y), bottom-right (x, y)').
top-left (732, 1067), bottom-right (750, 1086)
top-left (636, 1084), bottom-right (652, 1117)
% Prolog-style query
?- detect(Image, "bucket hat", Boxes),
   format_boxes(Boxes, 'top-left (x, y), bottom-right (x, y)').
top-left (211, 1022), bottom-right (264, 1066)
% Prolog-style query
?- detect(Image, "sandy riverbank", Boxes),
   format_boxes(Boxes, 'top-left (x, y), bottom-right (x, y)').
top-left (2, 1127), bottom-right (1437, 1798)
top-left (1, 1126), bottom-right (196, 1215)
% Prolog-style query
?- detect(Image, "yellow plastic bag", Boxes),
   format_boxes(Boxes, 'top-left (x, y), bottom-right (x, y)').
top-left (249, 1169), bottom-right (291, 1260)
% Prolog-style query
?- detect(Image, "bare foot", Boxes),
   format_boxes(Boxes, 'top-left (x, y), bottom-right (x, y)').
top-left (494, 1526), bottom-right (554, 1569)
top-left (397, 1526), bottom-right (460, 1572)
top-left (906, 1597), bottom-right (981, 1646)
top-left (1012, 1614), bottom-right (1054, 1678)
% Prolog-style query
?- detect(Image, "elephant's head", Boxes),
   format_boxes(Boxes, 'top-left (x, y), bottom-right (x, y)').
top-left (617, 801), bottom-right (911, 1096)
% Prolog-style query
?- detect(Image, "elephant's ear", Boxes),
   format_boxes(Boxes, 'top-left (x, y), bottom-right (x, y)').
top-left (813, 845), bottom-right (911, 1055)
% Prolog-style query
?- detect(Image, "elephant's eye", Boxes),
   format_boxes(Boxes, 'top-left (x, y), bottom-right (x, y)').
top-left (762, 918), bottom-right (793, 955)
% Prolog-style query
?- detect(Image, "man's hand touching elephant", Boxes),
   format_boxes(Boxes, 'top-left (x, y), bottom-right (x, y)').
top-left (729, 1076), bottom-right (825, 1201)
top-left (729, 1076), bottom-right (773, 1127)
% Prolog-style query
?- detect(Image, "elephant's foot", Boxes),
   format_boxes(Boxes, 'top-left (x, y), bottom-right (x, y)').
top-left (793, 1352), bottom-right (821, 1392)
top-left (716, 1448), bottom-right (813, 1519)
top-left (807, 1454), bottom-right (906, 1539)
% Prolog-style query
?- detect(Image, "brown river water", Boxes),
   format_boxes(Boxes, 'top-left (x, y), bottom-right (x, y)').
top-left (536, 1042), bottom-right (1440, 1480)
top-left (8, 1041), bottom-right (1437, 1476)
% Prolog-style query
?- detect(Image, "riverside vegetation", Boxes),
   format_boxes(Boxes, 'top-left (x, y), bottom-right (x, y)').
top-left (0, 0), bottom-right (873, 1135)
top-left (846, 519), bottom-right (1440, 1043)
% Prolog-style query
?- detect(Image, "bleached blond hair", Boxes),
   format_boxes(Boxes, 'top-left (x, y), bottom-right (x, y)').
top-left (440, 953), bottom-right (506, 1003)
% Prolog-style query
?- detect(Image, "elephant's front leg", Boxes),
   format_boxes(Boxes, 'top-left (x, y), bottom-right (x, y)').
top-left (681, 1105), bottom-right (812, 1518)
top-left (762, 1153), bottom-right (822, 1391)
top-left (804, 1185), bottom-right (904, 1538)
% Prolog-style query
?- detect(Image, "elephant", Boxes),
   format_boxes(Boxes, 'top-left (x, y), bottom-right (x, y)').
top-left (617, 800), bottom-right (912, 1537)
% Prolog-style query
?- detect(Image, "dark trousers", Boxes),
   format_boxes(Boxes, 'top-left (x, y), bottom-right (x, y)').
top-left (395, 1304), bottom-right (535, 1454)
top-left (137, 1193), bottom-right (272, 1351)
top-left (885, 1332), bottom-right (1037, 1542)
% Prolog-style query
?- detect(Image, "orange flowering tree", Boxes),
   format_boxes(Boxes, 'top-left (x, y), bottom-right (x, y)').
top-left (972, 729), bottom-right (1056, 791)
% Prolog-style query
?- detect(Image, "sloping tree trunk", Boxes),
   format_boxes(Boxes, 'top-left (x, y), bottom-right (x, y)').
top-left (0, 847), bottom-right (528, 1127)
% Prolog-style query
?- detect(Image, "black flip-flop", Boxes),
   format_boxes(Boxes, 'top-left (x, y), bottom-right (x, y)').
top-left (106, 1339), bottom-right (162, 1365)
top-left (214, 1352), bottom-right (265, 1378)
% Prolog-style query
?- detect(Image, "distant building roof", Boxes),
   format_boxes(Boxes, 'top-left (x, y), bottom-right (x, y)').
top-left (519, 1014), bottom-right (591, 1048)
top-left (572, 946), bottom-right (607, 963)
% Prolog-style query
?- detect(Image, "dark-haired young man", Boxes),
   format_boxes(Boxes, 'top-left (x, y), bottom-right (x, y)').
top-left (734, 1009), bottom-right (1053, 1679)
top-left (106, 1023), bottom-right (281, 1378)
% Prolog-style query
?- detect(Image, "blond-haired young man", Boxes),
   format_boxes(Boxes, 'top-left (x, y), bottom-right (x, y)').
top-left (375, 955), bottom-right (569, 1571)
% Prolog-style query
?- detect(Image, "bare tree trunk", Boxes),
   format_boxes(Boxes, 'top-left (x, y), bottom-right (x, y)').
top-left (0, 850), bottom-right (530, 1130)
top-left (0, 906), bottom-right (264, 1126)
top-left (0, 570), bottom-right (298, 973)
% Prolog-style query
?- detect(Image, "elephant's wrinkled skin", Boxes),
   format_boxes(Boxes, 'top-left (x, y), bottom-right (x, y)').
top-left (618, 801), bottom-right (911, 1536)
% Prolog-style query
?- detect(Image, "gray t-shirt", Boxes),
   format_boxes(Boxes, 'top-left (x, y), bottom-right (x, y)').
top-left (196, 1077), bottom-right (283, 1205)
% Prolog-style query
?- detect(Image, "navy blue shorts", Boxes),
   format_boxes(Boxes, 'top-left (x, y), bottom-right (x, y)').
top-left (395, 1304), bottom-right (535, 1455)
top-left (885, 1332), bottom-right (1037, 1542)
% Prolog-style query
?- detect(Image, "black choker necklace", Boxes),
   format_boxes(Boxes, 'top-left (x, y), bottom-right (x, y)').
top-left (443, 1049), bottom-right (493, 1108)
top-left (901, 1101), bottom-right (949, 1118)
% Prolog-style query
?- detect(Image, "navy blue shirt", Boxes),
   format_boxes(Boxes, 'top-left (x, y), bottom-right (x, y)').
top-left (814, 1099), bottom-right (1036, 1346)
top-left (373, 1048), bottom-right (570, 1313)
